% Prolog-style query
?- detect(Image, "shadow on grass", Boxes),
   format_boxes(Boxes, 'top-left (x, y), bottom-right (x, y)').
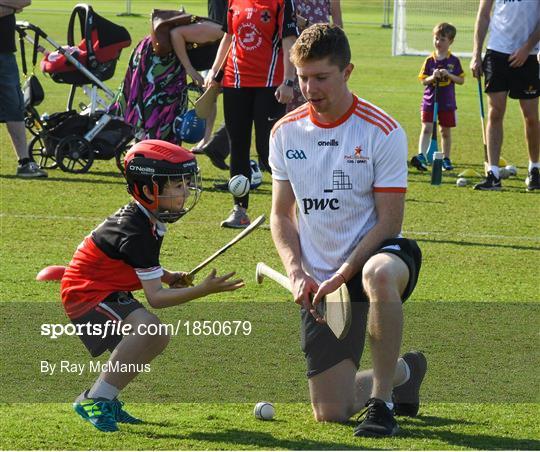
top-left (415, 237), bottom-right (540, 252)
top-left (400, 416), bottom-right (539, 450)
top-left (0, 173), bottom-right (124, 185)
top-left (406, 198), bottom-right (446, 204)
top-left (188, 428), bottom-right (365, 450)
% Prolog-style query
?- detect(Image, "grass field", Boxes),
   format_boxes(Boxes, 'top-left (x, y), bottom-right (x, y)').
top-left (1, 1), bottom-right (539, 450)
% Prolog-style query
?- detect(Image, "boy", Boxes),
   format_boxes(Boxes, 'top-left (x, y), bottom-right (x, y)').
top-left (411, 23), bottom-right (465, 172)
top-left (61, 139), bottom-right (243, 432)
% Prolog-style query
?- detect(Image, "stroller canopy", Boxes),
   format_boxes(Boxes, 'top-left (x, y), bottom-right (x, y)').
top-left (41, 3), bottom-right (131, 85)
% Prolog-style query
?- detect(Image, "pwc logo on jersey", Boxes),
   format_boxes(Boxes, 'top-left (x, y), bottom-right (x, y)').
top-left (286, 149), bottom-right (307, 160)
top-left (301, 170), bottom-right (353, 214)
top-left (302, 198), bottom-right (339, 214)
top-left (344, 145), bottom-right (369, 164)
top-left (237, 22), bottom-right (263, 51)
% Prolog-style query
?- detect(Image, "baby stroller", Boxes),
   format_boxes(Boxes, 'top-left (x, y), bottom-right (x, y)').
top-left (16, 4), bottom-right (134, 173)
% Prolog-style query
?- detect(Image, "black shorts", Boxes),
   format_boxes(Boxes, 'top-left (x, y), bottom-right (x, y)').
top-left (301, 238), bottom-right (422, 378)
top-left (71, 292), bottom-right (144, 357)
top-left (483, 49), bottom-right (539, 99)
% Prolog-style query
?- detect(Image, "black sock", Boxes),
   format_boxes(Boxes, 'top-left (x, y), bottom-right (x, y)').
top-left (18, 158), bottom-right (31, 166)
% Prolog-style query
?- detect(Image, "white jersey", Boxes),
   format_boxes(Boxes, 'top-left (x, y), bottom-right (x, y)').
top-left (269, 95), bottom-right (408, 283)
top-left (487, 0), bottom-right (540, 55)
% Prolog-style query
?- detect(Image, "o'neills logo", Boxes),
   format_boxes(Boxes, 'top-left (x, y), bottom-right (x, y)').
top-left (318, 139), bottom-right (339, 146)
top-left (129, 165), bottom-right (155, 174)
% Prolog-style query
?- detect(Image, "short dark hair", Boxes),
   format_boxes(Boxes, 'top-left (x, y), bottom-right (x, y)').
top-left (290, 23), bottom-right (351, 71)
top-left (433, 22), bottom-right (457, 41)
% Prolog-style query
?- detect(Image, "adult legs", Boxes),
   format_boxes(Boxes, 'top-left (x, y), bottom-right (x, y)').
top-left (253, 87), bottom-right (286, 172)
top-left (308, 357), bottom-right (409, 422)
top-left (308, 253), bottom-right (410, 422)
top-left (223, 87), bottom-right (254, 208)
top-left (6, 121), bottom-right (29, 160)
top-left (519, 97), bottom-right (539, 164)
top-left (486, 91), bottom-right (508, 168)
top-left (362, 253), bottom-right (409, 403)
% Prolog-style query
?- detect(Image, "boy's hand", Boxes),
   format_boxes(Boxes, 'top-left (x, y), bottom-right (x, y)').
top-left (169, 272), bottom-right (194, 288)
top-left (199, 269), bottom-right (244, 294)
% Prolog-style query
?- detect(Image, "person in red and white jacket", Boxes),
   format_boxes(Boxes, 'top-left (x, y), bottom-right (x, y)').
top-left (205, 0), bottom-right (298, 228)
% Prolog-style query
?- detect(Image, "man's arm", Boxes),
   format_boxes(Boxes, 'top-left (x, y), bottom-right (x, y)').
top-left (471, 0), bottom-right (494, 78)
top-left (312, 191), bottom-right (405, 305)
top-left (339, 192), bottom-right (405, 280)
top-left (270, 178), bottom-right (319, 308)
top-left (509, 19), bottom-right (540, 68)
top-left (275, 35), bottom-right (296, 104)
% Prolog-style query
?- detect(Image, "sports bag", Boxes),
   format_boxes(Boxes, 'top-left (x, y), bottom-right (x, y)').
top-left (22, 74), bottom-right (44, 108)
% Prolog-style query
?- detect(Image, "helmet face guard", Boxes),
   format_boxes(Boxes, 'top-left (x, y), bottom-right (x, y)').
top-left (153, 170), bottom-right (202, 223)
top-left (124, 140), bottom-right (202, 223)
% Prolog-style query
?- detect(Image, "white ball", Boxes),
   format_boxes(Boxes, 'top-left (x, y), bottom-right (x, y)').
top-left (505, 165), bottom-right (517, 177)
top-left (498, 167), bottom-right (510, 179)
top-left (254, 402), bottom-right (275, 420)
top-left (228, 174), bottom-right (250, 197)
top-left (456, 177), bottom-right (468, 187)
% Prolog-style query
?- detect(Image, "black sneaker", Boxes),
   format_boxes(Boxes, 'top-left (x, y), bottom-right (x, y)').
top-left (473, 171), bottom-right (502, 190)
top-left (526, 167), bottom-right (539, 192)
top-left (353, 398), bottom-right (398, 437)
top-left (410, 154), bottom-right (428, 172)
top-left (393, 351), bottom-right (427, 417)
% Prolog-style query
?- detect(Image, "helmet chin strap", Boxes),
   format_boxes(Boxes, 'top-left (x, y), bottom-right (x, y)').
top-left (155, 208), bottom-right (186, 223)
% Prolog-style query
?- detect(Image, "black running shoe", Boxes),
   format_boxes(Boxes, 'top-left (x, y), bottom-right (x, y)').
top-left (526, 167), bottom-right (539, 192)
top-left (353, 398), bottom-right (398, 437)
top-left (474, 171), bottom-right (502, 190)
top-left (410, 154), bottom-right (428, 172)
top-left (393, 351), bottom-right (427, 417)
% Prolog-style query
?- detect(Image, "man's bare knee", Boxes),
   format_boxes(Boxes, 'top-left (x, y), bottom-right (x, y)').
top-left (362, 261), bottom-right (393, 296)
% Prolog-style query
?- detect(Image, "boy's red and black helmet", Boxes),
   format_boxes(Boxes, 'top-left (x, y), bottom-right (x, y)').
top-left (124, 140), bottom-right (201, 222)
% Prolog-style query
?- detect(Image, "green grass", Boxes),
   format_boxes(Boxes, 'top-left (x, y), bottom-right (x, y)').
top-left (1, 1), bottom-right (539, 450)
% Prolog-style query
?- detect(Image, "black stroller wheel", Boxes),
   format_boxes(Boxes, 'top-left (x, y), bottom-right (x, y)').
top-left (29, 135), bottom-right (58, 169)
top-left (55, 135), bottom-right (94, 173)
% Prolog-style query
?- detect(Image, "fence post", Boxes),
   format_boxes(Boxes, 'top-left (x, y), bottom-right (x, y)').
top-left (382, 0), bottom-right (392, 28)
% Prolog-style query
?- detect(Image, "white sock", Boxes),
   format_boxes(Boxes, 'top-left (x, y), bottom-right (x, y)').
top-left (88, 378), bottom-right (120, 400)
top-left (529, 161), bottom-right (540, 171)
top-left (488, 165), bottom-right (500, 178)
top-left (394, 357), bottom-right (411, 388)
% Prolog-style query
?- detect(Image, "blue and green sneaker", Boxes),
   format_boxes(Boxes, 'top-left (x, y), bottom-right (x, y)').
top-left (110, 398), bottom-right (142, 424)
top-left (73, 398), bottom-right (118, 432)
